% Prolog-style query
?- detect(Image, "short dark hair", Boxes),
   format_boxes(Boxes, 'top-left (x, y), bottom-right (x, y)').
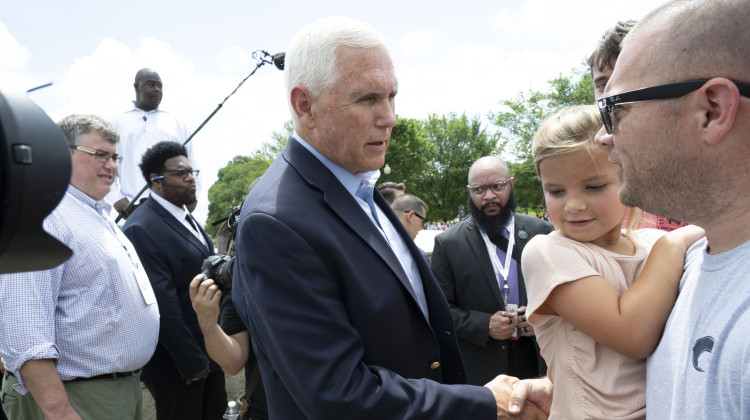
top-left (139, 141), bottom-right (188, 186)
top-left (588, 20), bottom-right (637, 72)
top-left (391, 194), bottom-right (427, 217)
top-left (377, 181), bottom-right (405, 204)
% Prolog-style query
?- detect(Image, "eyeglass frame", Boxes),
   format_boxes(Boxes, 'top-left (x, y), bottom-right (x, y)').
top-left (467, 179), bottom-right (513, 196)
top-left (598, 79), bottom-right (750, 134)
top-left (405, 210), bottom-right (426, 223)
top-left (150, 168), bottom-right (200, 181)
top-left (69, 146), bottom-right (123, 165)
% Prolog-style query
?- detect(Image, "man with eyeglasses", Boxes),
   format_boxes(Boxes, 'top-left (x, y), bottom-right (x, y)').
top-left (107, 68), bottom-right (199, 219)
top-left (589, 20), bottom-right (688, 233)
top-left (594, 0), bottom-right (750, 418)
top-left (121, 141), bottom-right (225, 420)
top-left (391, 194), bottom-right (428, 241)
top-left (431, 156), bottom-right (552, 387)
top-left (508, 0), bottom-right (750, 418)
top-left (0, 114), bottom-right (160, 420)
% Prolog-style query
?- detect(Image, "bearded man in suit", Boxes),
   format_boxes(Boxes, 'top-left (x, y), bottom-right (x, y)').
top-left (431, 156), bottom-right (552, 385)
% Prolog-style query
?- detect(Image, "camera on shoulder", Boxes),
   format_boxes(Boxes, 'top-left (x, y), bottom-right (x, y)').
top-left (201, 203), bottom-right (242, 292)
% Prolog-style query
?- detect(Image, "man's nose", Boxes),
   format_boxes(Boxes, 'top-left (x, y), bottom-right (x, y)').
top-left (595, 125), bottom-right (613, 147)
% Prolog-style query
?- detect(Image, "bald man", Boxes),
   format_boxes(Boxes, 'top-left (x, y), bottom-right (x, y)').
top-left (431, 156), bottom-right (552, 386)
top-left (107, 68), bottom-right (199, 218)
top-left (512, 1), bottom-right (750, 418)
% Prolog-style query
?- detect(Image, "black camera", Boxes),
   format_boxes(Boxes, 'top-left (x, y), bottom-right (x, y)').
top-left (201, 203), bottom-right (242, 291)
top-left (201, 254), bottom-right (234, 291)
top-left (0, 88), bottom-right (72, 273)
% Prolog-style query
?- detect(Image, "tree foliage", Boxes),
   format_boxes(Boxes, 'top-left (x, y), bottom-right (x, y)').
top-left (414, 113), bottom-right (498, 222)
top-left (384, 116), bottom-right (435, 194)
top-left (489, 65), bottom-right (595, 213)
top-left (203, 121), bottom-right (292, 236)
top-left (205, 65), bottom-right (598, 229)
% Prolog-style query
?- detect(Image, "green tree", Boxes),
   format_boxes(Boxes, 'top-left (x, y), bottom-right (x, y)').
top-left (383, 116), bottom-right (435, 191)
top-left (489, 65), bottom-right (595, 213)
top-left (204, 155), bottom-right (269, 237)
top-left (416, 113), bottom-right (498, 222)
top-left (204, 121), bottom-right (293, 236)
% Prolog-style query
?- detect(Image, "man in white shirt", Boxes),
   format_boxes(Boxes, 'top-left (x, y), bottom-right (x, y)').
top-left (107, 68), bottom-right (199, 218)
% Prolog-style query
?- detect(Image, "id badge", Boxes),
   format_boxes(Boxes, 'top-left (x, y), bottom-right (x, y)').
top-left (505, 303), bottom-right (519, 340)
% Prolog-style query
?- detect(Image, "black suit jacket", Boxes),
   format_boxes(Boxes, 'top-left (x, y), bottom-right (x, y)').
top-left (123, 196), bottom-right (218, 385)
top-left (431, 214), bottom-right (552, 385)
top-left (231, 137), bottom-right (495, 419)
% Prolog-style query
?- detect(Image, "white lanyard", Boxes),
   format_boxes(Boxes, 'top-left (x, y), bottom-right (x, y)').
top-left (479, 217), bottom-right (515, 288)
top-left (69, 192), bottom-right (157, 305)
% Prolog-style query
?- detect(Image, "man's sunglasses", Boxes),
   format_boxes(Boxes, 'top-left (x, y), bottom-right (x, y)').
top-left (598, 79), bottom-right (750, 134)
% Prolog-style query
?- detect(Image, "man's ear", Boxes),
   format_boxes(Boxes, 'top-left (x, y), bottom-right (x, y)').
top-left (290, 86), bottom-right (315, 130)
top-left (149, 173), bottom-right (161, 188)
top-left (697, 77), bottom-right (740, 146)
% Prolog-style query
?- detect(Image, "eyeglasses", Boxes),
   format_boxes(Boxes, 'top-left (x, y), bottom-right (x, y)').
top-left (407, 211), bottom-right (426, 222)
top-left (467, 179), bottom-right (512, 196)
top-left (70, 146), bottom-right (123, 165)
top-left (598, 79), bottom-right (750, 134)
top-left (151, 168), bottom-right (200, 182)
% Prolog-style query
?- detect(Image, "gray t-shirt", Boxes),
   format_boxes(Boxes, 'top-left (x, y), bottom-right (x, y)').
top-left (647, 237), bottom-right (750, 419)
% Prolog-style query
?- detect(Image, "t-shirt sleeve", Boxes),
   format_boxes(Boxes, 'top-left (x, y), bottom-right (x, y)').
top-left (521, 234), bottom-right (601, 327)
top-left (219, 294), bottom-right (247, 336)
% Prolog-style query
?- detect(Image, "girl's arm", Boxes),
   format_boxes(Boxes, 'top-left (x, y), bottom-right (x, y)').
top-left (537, 225), bottom-right (704, 358)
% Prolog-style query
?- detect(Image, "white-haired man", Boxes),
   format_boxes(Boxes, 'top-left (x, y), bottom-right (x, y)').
top-left (232, 16), bottom-right (546, 420)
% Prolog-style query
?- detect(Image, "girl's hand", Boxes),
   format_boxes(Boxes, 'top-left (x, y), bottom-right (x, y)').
top-left (663, 225), bottom-right (705, 250)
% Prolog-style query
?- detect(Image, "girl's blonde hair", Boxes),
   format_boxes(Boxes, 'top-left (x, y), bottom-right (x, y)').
top-left (531, 104), bottom-right (641, 233)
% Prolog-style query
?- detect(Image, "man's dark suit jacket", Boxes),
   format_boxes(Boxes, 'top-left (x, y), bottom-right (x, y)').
top-left (431, 214), bottom-right (552, 385)
top-left (122, 197), bottom-right (219, 384)
top-left (232, 137), bottom-right (495, 420)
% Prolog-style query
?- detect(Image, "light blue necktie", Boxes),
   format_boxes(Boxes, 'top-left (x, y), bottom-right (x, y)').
top-left (356, 178), bottom-right (384, 231)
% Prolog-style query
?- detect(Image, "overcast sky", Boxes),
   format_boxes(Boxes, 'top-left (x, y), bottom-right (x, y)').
top-left (1, 0), bottom-right (669, 225)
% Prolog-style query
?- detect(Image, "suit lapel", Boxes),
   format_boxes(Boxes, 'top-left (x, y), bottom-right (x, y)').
top-left (513, 216), bottom-right (531, 307)
top-left (465, 218), bottom-right (506, 307)
top-left (149, 199), bottom-right (211, 256)
top-left (283, 139), bottom-right (422, 312)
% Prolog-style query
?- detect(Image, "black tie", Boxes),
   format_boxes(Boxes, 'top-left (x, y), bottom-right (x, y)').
top-left (185, 214), bottom-right (199, 232)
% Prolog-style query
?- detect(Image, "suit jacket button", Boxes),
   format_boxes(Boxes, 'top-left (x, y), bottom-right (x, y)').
top-left (430, 362), bottom-right (440, 370)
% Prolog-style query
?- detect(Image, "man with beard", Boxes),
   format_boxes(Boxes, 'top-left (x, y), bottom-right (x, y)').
top-left (431, 156), bottom-right (552, 385)
top-left (123, 141), bottom-right (226, 420)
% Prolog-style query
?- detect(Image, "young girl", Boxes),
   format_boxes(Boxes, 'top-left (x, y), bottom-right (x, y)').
top-left (519, 105), bottom-right (704, 419)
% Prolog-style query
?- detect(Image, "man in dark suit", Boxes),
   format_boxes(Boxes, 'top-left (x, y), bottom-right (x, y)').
top-left (123, 141), bottom-right (226, 420)
top-left (431, 156), bottom-right (552, 386)
top-left (232, 16), bottom-right (547, 420)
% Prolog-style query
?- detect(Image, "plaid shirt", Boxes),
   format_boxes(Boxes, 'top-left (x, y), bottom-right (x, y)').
top-left (0, 186), bottom-right (160, 393)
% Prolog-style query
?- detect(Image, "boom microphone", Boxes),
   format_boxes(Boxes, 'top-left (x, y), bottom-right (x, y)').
top-left (272, 53), bottom-right (285, 71)
top-left (114, 48), bottom-right (286, 222)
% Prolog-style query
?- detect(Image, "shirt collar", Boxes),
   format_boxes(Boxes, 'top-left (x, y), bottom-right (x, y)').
top-left (130, 103), bottom-right (160, 115)
top-left (292, 132), bottom-right (381, 197)
top-left (67, 185), bottom-right (112, 216)
top-left (149, 190), bottom-right (190, 221)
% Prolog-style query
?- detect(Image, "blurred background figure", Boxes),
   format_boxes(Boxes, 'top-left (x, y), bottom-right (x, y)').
top-left (376, 181), bottom-right (405, 205)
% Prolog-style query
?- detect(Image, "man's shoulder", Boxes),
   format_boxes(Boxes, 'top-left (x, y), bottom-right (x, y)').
top-left (122, 199), bottom-right (164, 229)
top-left (435, 218), bottom-right (476, 242)
top-left (514, 213), bottom-right (553, 232)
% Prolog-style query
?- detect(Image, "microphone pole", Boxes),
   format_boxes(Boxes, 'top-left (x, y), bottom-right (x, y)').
top-left (115, 50), bottom-right (285, 223)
